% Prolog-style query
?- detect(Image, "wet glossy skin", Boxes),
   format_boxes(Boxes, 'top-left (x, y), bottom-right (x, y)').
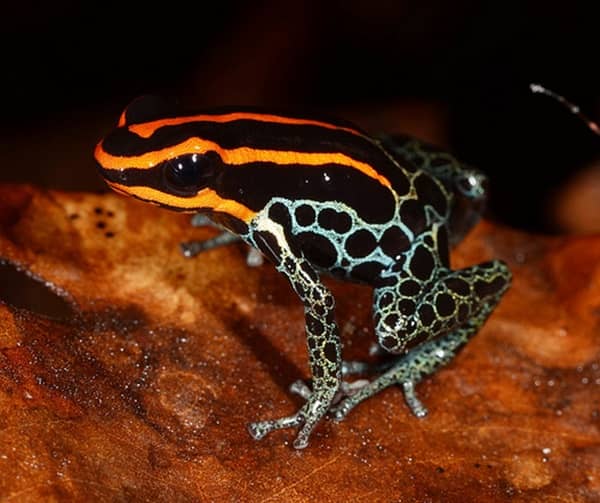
top-left (95, 97), bottom-right (511, 449)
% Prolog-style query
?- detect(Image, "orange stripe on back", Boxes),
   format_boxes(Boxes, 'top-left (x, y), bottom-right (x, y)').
top-left (226, 147), bottom-right (392, 188)
top-left (127, 112), bottom-right (363, 139)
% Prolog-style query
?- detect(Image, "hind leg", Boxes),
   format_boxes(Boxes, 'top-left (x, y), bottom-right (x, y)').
top-left (333, 259), bottom-right (510, 420)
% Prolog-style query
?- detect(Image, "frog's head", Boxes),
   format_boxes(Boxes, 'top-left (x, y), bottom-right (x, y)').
top-left (94, 96), bottom-right (223, 212)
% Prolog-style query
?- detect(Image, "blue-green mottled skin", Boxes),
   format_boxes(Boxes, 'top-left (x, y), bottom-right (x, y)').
top-left (95, 98), bottom-right (511, 449)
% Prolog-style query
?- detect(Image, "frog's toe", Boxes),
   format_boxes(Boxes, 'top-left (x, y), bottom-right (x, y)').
top-left (341, 360), bottom-right (371, 375)
top-left (330, 380), bottom-right (372, 421)
top-left (331, 399), bottom-right (355, 422)
top-left (247, 414), bottom-right (304, 442)
top-left (248, 410), bottom-right (323, 449)
top-left (180, 241), bottom-right (204, 258)
top-left (401, 380), bottom-right (428, 418)
top-left (246, 247), bottom-right (265, 267)
top-left (289, 379), bottom-right (312, 400)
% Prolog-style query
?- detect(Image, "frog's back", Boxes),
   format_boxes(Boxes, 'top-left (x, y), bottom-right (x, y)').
top-left (177, 112), bottom-right (448, 285)
top-left (186, 111), bottom-right (451, 285)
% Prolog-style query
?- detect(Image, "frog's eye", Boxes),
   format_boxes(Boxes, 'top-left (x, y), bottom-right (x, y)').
top-left (162, 154), bottom-right (214, 196)
top-left (455, 171), bottom-right (488, 200)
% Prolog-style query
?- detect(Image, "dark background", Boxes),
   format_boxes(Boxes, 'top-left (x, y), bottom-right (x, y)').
top-left (1, 0), bottom-right (598, 233)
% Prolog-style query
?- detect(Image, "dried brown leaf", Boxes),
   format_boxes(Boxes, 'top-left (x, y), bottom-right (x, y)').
top-left (0, 184), bottom-right (598, 502)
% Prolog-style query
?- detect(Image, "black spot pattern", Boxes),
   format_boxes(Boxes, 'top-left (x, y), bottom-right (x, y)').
top-left (414, 173), bottom-right (448, 216)
top-left (254, 230), bottom-right (281, 262)
top-left (324, 342), bottom-right (337, 362)
top-left (297, 232), bottom-right (338, 269)
top-left (318, 208), bottom-right (352, 234)
top-left (445, 277), bottom-right (470, 296)
top-left (345, 229), bottom-right (377, 258)
top-left (400, 200), bottom-right (426, 236)
top-left (435, 293), bottom-right (455, 317)
top-left (398, 299), bottom-right (415, 315)
top-left (418, 304), bottom-right (436, 326)
top-left (378, 291), bottom-right (394, 308)
top-left (475, 276), bottom-right (506, 299)
top-left (399, 279), bottom-right (421, 296)
top-left (268, 202), bottom-right (291, 228)
top-left (410, 246), bottom-right (434, 281)
top-left (380, 226), bottom-right (410, 258)
top-left (351, 262), bottom-right (384, 283)
top-left (295, 204), bottom-right (315, 226)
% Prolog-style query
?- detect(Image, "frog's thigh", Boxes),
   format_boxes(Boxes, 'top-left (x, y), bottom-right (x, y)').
top-left (334, 260), bottom-right (510, 420)
top-left (374, 260), bottom-right (510, 353)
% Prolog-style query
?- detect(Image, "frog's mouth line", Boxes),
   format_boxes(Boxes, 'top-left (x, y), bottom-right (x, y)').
top-left (104, 179), bottom-right (257, 221)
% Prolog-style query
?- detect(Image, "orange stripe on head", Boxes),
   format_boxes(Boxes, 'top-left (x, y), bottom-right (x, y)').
top-left (128, 112), bottom-right (363, 139)
top-left (107, 182), bottom-right (257, 222)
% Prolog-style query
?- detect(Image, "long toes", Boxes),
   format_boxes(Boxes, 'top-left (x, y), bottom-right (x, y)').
top-left (402, 381), bottom-right (428, 418)
top-left (247, 414), bottom-right (304, 441)
top-left (180, 241), bottom-right (202, 258)
top-left (342, 360), bottom-right (371, 375)
top-left (289, 380), bottom-right (312, 399)
top-left (293, 423), bottom-right (315, 449)
top-left (247, 421), bottom-right (269, 440)
top-left (331, 400), bottom-right (354, 421)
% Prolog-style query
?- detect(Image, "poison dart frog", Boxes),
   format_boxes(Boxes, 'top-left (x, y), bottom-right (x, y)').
top-left (94, 96), bottom-right (511, 449)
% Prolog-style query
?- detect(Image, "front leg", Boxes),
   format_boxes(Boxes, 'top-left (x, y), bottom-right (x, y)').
top-left (246, 224), bottom-right (341, 449)
top-left (181, 213), bottom-right (264, 266)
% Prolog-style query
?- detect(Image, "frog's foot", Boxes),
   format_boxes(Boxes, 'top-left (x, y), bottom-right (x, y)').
top-left (248, 414), bottom-right (306, 446)
top-left (181, 234), bottom-right (264, 265)
top-left (247, 386), bottom-right (340, 449)
top-left (331, 330), bottom-right (467, 421)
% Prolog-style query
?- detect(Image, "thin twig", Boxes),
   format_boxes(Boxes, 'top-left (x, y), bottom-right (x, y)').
top-left (530, 83), bottom-right (600, 136)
